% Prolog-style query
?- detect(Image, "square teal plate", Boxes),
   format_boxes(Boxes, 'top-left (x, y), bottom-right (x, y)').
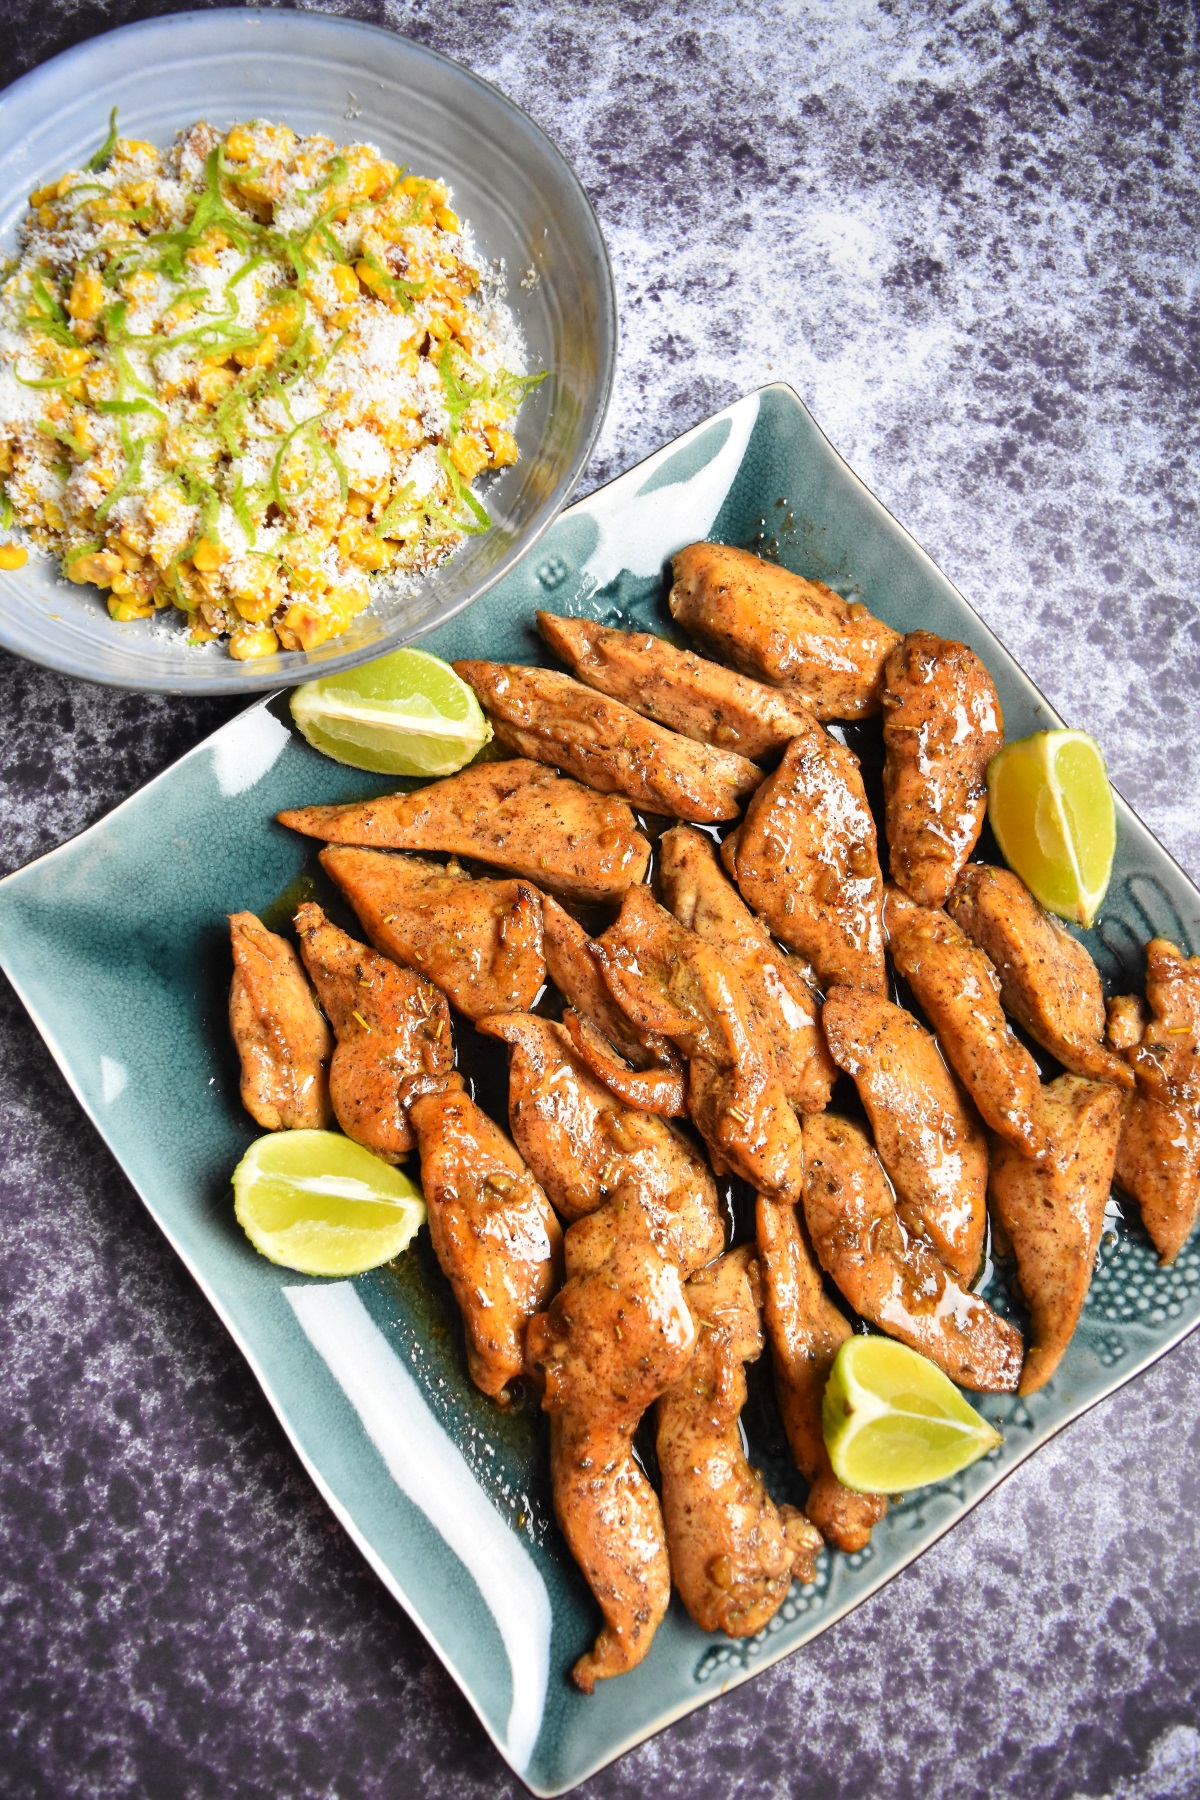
top-left (2, 385), bottom-right (1197, 1796)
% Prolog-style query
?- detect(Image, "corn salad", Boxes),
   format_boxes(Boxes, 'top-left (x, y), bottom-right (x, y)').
top-left (0, 115), bottom-right (540, 658)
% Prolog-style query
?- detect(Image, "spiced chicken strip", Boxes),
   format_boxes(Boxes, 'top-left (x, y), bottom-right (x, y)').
top-left (278, 758), bottom-right (649, 905)
top-left (881, 632), bottom-right (1003, 907)
top-left (726, 731), bottom-right (886, 991)
top-left (592, 885), bottom-right (807, 1203)
top-left (989, 1074), bottom-right (1123, 1394)
top-left (319, 845), bottom-right (545, 1021)
top-left (657, 1246), bottom-right (823, 1637)
top-left (409, 1076), bottom-right (562, 1401)
top-left (659, 825), bottom-right (836, 1115)
top-left (949, 864), bottom-right (1134, 1088)
top-left (803, 1114), bottom-right (1023, 1392)
top-left (822, 985), bottom-right (988, 1284)
top-left (537, 611), bottom-right (816, 759)
top-left (453, 660), bottom-right (762, 823)
top-left (884, 886), bottom-right (1049, 1161)
top-left (228, 912), bottom-right (332, 1131)
top-left (542, 893), bottom-right (664, 1070)
top-left (668, 541), bottom-right (901, 721)
top-left (478, 1012), bottom-right (723, 1273)
top-left (526, 1203), bottom-right (696, 1691)
top-left (1110, 938), bottom-right (1200, 1262)
top-left (756, 1194), bottom-right (887, 1551)
top-left (293, 902), bottom-right (452, 1162)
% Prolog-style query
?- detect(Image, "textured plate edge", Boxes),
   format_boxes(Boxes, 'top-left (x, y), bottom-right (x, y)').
top-left (0, 5), bottom-right (617, 696)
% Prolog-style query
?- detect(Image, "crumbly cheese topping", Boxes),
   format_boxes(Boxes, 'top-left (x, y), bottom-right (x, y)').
top-left (0, 114), bottom-right (540, 658)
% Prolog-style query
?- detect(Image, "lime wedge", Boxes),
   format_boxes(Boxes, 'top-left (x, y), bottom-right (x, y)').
top-left (986, 728), bottom-right (1115, 927)
top-left (233, 1130), bottom-right (425, 1276)
top-left (823, 1335), bottom-right (1002, 1493)
top-left (290, 646), bottom-right (492, 776)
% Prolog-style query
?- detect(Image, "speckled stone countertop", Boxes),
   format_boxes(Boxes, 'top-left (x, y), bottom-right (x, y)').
top-left (2, 3), bottom-right (1198, 1796)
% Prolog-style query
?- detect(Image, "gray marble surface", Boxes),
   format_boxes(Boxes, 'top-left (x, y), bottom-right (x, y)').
top-left (2, 2), bottom-right (1199, 1796)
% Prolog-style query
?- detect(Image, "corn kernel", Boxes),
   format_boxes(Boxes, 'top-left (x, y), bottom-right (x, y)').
top-left (331, 263), bottom-right (360, 303)
top-left (435, 207), bottom-right (459, 232)
top-left (225, 125), bottom-right (257, 161)
top-left (0, 543), bottom-right (28, 571)
top-left (191, 536), bottom-right (227, 572)
top-left (28, 182), bottom-right (58, 207)
top-left (43, 501), bottom-right (65, 530)
top-left (114, 138), bottom-right (158, 161)
top-left (485, 427), bottom-right (519, 467)
top-left (234, 332), bottom-right (278, 369)
top-left (228, 622), bottom-right (280, 660)
top-left (195, 365), bottom-right (237, 405)
top-left (68, 550), bottom-right (123, 587)
top-left (449, 435), bottom-right (489, 481)
top-left (337, 524), bottom-right (386, 570)
top-left (107, 592), bottom-right (155, 621)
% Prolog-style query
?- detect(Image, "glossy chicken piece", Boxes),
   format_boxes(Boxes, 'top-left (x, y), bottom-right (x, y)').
top-left (478, 1012), bottom-right (723, 1272)
top-left (278, 758), bottom-right (649, 905)
top-left (542, 893), bottom-right (662, 1069)
top-left (884, 886), bottom-right (1049, 1160)
top-left (668, 542), bottom-right (901, 721)
top-left (659, 826), bottom-right (836, 1115)
top-left (228, 912), bottom-right (332, 1131)
top-left (409, 1076), bottom-right (562, 1401)
top-left (727, 731), bottom-right (886, 991)
top-left (803, 1114), bottom-right (1023, 1392)
top-left (949, 864), bottom-right (1133, 1087)
top-left (592, 885), bottom-right (807, 1203)
top-left (526, 1217), bottom-right (696, 1691)
top-left (293, 903), bottom-right (452, 1161)
top-left (1110, 939), bottom-right (1200, 1262)
top-left (537, 611), bottom-right (816, 759)
top-left (989, 1075), bottom-right (1123, 1393)
top-left (657, 1247), bottom-right (822, 1636)
top-left (453, 661), bottom-right (762, 823)
top-left (319, 845), bottom-right (545, 1021)
top-left (881, 632), bottom-right (1004, 907)
top-left (756, 1194), bottom-right (887, 1551)
top-left (822, 985), bottom-right (988, 1283)
top-left (560, 1010), bottom-right (689, 1116)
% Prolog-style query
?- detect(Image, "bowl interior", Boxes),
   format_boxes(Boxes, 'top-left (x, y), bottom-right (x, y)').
top-left (0, 9), bottom-right (614, 692)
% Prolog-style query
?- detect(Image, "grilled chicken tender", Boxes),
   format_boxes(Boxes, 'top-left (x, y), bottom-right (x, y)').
top-left (949, 864), bottom-right (1134, 1088)
top-left (319, 846), bottom-right (545, 1021)
top-left (727, 731), bottom-right (886, 991)
top-left (592, 885), bottom-right (807, 1203)
top-left (1110, 938), bottom-right (1200, 1262)
top-left (881, 632), bottom-right (1004, 907)
top-left (293, 902), bottom-right (452, 1162)
top-left (668, 542), bottom-right (901, 721)
top-left (542, 893), bottom-right (665, 1069)
top-left (278, 759), bottom-right (650, 905)
top-left (478, 1012), bottom-right (724, 1272)
top-left (657, 1246), bottom-right (822, 1637)
top-left (526, 1208), bottom-right (696, 1692)
top-left (659, 826), bottom-right (836, 1115)
top-left (409, 1076), bottom-right (563, 1400)
top-left (453, 660), bottom-right (762, 823)
top-left (803, 1113), bottom-right (1023, 1392)
top-left (228, 911), bottom-right (332, 1131)
top-left (988, 1074), bottom-right (1123, 1394)
top-left (884, 886), bottom-right (1049, 1161)
top-left (822, 985), bottom-right (988, 1284)
top-left (537, 611), bottom-right (816, 759)
top-left (756, 1194), bottom-right (887, 1552)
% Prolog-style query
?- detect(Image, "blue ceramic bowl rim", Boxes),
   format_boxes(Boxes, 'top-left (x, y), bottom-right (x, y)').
top-left (0, 7), bottom-right (617, 695)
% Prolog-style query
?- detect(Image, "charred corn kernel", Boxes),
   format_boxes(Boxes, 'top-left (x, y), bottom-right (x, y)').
top-left (337, 523), bottom-right (386, 570)
top-left (229, 622), bottom-right (280, 660)
top-left (192, 536), bottom-right (227, 572)
top-left (0, 544), bottom-right (28, 570)
top-left (68, 550), bottom-right (123, 587)
top-left (68, 267), bottom-right (106, 322)
top-left (43, 500), bottom-right (65, 530)
top-left (449, 434), bottom-right (489, 480)
top-left (107, 592), bottom-right (155, 621)
top-left (225, 125), bottom-right (257, 161)
top-left (234, 332), bottom-right (278, 368)
top-left (114, 541), bottom-right (143, 572)
top-left (485, 426), bottom-right (518, 467)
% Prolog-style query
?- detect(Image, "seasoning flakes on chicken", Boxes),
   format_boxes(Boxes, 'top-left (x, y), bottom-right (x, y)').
top-left (727, 731), bottom-right (886, 992)
top-left (949, 864), bottom-right (1133, 1088)
top-left (409, 1075), bottom-right (563, 1402)
top-left (278, 758), bottom-right (650, 904)
top-left (668, 541), bottom-right (901, 721)
top-left (822, 985), bottom-right (988, 1284)
top-left (319, 845), bottom-right (545, 1021)
top-left (228, 911), bottom-right (332, 1131)
top-left (453, 660), bottom-right (762, 823)
top-left (803, 1113), bottom-right (1023, 1392)
top-left (881, 631), bottom-right (1004, 907)
top-left (1110, 938), bottom-right (1200, 1262)
top-left (293, 902), bottom-right (452, 1162)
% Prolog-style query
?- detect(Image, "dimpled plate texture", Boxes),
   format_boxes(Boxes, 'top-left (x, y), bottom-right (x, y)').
top-left (0, 8), bottom-right (614, 694)
top-left (0, 385), bottom-right (1197, 1796)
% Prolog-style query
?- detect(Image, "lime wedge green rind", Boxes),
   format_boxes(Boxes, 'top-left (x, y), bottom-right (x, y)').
top-left (233, 1129), bottom-right (425, 1276)
top-left (289, 645), bottom-right (492, 776)
top-left (822, 1335), bottom-right (1003, 1494)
